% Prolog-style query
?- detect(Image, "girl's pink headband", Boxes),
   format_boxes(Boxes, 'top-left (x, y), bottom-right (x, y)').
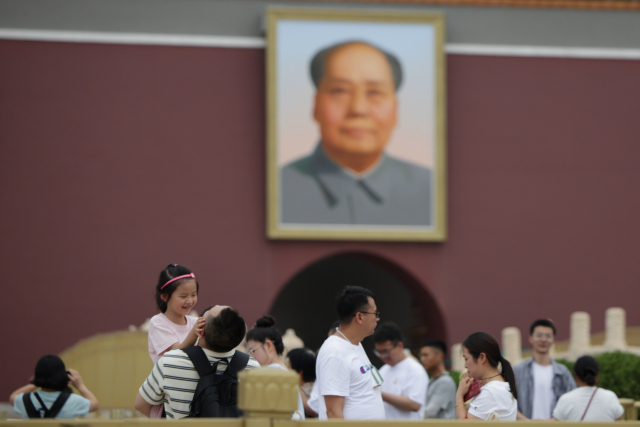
top-left (160, 273), bottom-right (196, 290)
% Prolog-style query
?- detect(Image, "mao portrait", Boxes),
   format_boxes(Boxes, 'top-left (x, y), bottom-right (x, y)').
top-left (267, 9), bottom-right (446, 241)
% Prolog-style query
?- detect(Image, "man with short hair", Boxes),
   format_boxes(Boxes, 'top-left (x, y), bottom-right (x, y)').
top-left (373, 323), bottom-right (428, 419)
top-left (134, 306), bottom-right (260, 419)
top-left (420, 339), bottom-right (456, 419)
top-left (315, 286), bottom-right (385, 419)
top-left (514, 319), bottom-right (576, 420)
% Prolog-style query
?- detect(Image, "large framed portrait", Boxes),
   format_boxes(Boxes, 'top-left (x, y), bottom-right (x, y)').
top-left (266, 8), bottom-right (447, 241)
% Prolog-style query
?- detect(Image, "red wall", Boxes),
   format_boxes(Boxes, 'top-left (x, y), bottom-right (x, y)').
top-left (1, 40), bottom-right (640, 398)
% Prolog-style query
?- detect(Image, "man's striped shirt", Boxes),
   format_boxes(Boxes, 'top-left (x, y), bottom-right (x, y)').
top-left (139, 347), bottom-right (260, 419)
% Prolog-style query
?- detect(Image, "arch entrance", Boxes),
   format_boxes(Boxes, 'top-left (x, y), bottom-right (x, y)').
top-left (269, 252), bottom-right (445, 364)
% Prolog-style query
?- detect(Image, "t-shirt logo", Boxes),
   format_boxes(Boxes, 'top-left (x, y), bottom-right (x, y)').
top-left (360, 365), bottom-right (372, 374)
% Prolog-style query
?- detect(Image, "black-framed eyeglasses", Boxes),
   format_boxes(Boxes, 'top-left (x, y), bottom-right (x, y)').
top-left (359, 311), bottom-right (381, 319)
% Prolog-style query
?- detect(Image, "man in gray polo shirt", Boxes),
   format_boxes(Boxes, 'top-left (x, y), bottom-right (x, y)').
top-left (420, 340), bottom-right (456, 419)
top-left (281, 41), bottom-right (432, 227)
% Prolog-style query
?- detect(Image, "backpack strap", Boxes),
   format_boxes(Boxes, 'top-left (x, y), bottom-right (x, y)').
top-left (46, 392), bottom-right (70, 418)
top-left (183, 347), bottom-right (217, 378)
top-left (22, 393), bottom-right (42, 418)
top-left (225, 351), bottom-right (250, 378)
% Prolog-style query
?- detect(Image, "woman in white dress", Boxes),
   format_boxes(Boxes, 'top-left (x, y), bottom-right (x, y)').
top-left (455, 332), bottom-right (518, 421)
top-left (552, 355), bottom-right (624, 421)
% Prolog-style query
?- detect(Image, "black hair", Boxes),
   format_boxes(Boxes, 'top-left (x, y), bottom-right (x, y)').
top-left (155, 264), bottom-right (199, 313)
top-left (204, 307), bottom-right (246, 353)
top-left (463, 332), bottom-right (518, 400)
top-left (574, 355), bottom-right (599, 386)
top-left (310, 41), bottom-right (403, 91)
top-left (287, 348), bottom-right (316, 383)
top-left (246, 315), bottom-right (285, 355)
top-left (421, 339), bottom-right (447, 356)
top-left (336, 286), bottom-right (375, 323)
top-left (372, 322), bottom-right (402, 345)
top-left (529, 319), bottom-right (556, 336)
top-left (31, 355), bottom-right (69, 391)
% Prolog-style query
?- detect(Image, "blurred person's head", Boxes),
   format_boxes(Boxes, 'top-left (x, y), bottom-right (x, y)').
top-left (31, 355), bottom-right (69, 391)
top-left (336, 286), bottom-right (378, 340)
top-left (529, 319), bottom-right (556, 356)
top-left (573, 355), bottom-right (599, 386)
top-left (202, 306), bottom-right (246, 353)
top-left (246, 315), bottom-right (285, 366)
top-left (287, 348), bottom-right (316, 384)
top-left (420, 339), bottom-right (447, 375)
top-left (372, 322), bottom-right (406, 367)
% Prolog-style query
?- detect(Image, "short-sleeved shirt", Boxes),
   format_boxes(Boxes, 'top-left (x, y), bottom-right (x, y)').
top-left (139, 347), bottom-right (260, 419)
top-left (379, 357), bottom-right (429, 419)
top-left (315, 335), bottom-right (385, 420)
top-left (467, 381), bottom-right (517, 421)
top-left (425, 371), bottom-right (457, 419)
top-left (13, 391), bottom-right (90, 419)
top-left (148, 313), bottom-right (197, 363)
top-left (553, 387), bottom-right (624, 421)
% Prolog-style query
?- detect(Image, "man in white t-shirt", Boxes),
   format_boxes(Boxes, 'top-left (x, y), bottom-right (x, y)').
top-left (373, 323), bottom-right (428, 419)
top-left (514, 319), bottom-right (576, 420)
top-left (315, 286), bottom-right (385, 420)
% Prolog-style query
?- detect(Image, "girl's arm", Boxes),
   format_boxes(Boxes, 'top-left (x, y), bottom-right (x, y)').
top-left (162, 317), bottom-right (205, 355)
top-left (68, 370), bottom-right (99, 412)
top-left (9, 384), bottom-right (37, 405)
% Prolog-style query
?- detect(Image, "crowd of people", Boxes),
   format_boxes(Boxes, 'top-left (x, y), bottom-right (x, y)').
top-left (9, 264), bottom-right (626, 421)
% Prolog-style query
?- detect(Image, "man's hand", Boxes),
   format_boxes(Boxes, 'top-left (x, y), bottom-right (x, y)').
top-left (324, 395), bottom-right (345, 419)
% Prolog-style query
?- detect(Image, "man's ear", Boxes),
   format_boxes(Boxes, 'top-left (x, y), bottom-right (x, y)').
top-left (528, 335), bottom-right (534, 345)
top-left (397, 341), bottom-right (404, 351)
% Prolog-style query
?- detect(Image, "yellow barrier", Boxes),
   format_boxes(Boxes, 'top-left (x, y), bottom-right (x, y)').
top-left (59, 330), bottom-right (152, 410)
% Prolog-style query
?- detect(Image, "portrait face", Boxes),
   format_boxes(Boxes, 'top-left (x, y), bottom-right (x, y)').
top-left (313, 43), bottom-right (397, 171)
top-left (529, 325), bottom-right (555, 355)
top-left (419, 346), bottom-right (442, 372)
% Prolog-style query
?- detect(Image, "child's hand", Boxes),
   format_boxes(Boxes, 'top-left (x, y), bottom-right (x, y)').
top-left (67, 369), bottom-right (84, 389)
top-left (194, 317), bottom-right (205, 338)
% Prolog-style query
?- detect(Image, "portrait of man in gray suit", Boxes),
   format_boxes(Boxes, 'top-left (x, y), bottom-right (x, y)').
top-left (280, 41), bottom-right (432, 227)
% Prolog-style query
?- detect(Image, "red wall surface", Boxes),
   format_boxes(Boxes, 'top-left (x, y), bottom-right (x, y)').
top-left (1, 39), bottom-right (640, 398)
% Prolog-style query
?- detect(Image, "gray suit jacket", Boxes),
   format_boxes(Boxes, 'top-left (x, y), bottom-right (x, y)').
top-left (281, 143), bottom-right (432, 226)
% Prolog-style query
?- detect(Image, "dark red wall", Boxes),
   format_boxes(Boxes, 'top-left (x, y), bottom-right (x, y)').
top-left (1, 40), bottom-right (640, 398)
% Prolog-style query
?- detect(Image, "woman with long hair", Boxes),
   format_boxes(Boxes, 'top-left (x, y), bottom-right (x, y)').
top-left (455, 332), bottom-right (518, 420)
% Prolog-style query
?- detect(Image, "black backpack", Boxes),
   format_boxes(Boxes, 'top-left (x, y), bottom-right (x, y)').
top-left (183, 347), bottom-right (249, 418)
top-left (22, 391), bottom-right (70, 418)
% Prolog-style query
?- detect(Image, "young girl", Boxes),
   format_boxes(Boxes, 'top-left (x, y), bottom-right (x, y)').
top-left (246, 316), bottom-right (305, 420)
top-left (148, 264), bottom-right (205, 418)
top-left (9, 355), bottom-right (99, 419)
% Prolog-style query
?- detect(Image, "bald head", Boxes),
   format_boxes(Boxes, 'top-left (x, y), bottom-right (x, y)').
top-left (310, 41), bottom-right (403, 92)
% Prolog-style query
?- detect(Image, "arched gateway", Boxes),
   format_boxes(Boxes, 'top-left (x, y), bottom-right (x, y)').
top-left (269, 252), bottom-right (446, 366)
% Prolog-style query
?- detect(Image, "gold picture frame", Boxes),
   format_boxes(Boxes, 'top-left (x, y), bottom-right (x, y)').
top-left (266, 7), bottom-right (447, 241)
